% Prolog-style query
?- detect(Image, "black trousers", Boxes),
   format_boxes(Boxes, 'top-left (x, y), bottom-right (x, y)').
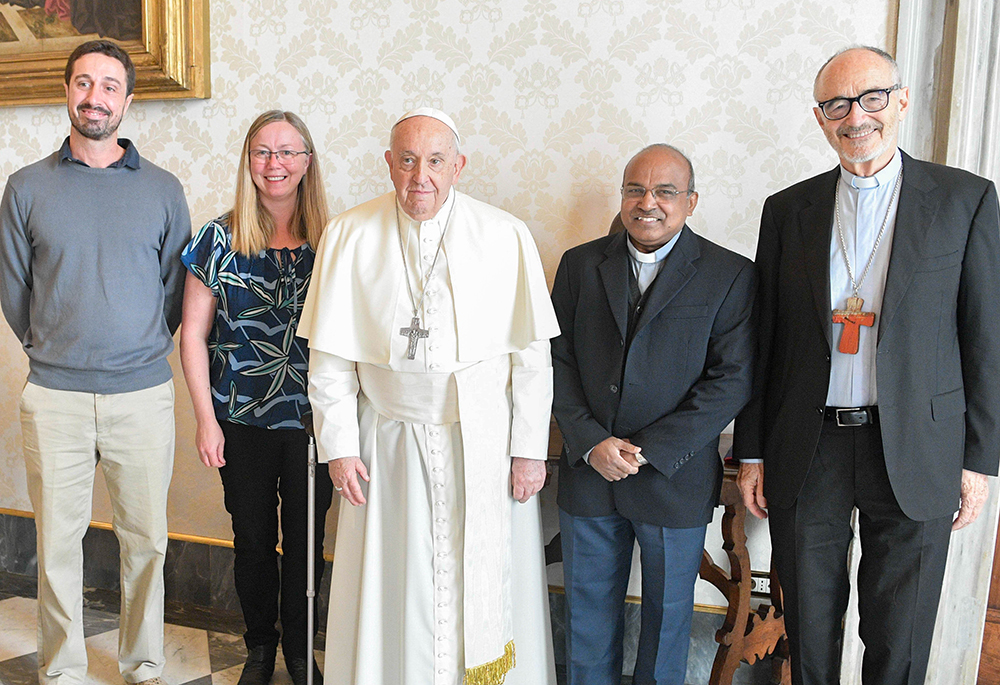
top-left (219, 421), bottom-right (334, 658)
top-left (769, 417), bottom-right (952, 685)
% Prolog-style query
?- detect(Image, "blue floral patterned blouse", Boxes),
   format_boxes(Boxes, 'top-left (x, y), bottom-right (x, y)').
top-left (181, 216), bottom-right (313, 430)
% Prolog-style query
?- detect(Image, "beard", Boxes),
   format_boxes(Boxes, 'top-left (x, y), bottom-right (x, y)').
top-left (829, 119), bottom-right (897, 166)
top-left (69, 103), bottom-right (122, 141)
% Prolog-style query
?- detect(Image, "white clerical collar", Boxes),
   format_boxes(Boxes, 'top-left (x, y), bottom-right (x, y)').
top-left (839, 148), bottom-right (902, 190)
top-left (396, 187), bottom-right (457, 226)
top-left (626, 228), bottom-right (681, 264)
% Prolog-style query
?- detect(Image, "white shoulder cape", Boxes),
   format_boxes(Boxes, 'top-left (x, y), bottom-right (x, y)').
top-left (298, 190), bottom-right (559, 360)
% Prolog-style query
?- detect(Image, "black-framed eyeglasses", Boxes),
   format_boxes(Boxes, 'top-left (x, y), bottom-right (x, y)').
top-left (621, 185), bottom-right (693, 202)
top-left (249, 149), bottom-right (310, 163)
top-left (816, 85), bottom-right (902, 121)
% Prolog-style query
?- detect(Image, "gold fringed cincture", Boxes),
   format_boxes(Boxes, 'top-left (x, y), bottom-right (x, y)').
top-left (463, 640), bottom-right (516, 685)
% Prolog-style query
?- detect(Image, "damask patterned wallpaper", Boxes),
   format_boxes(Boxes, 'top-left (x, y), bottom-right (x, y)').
top-left (0, 0), bottom-right (889, 543)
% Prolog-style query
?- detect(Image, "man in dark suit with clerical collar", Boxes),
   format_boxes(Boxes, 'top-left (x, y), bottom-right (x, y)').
top-left (551, 144), bottom-right (755, 684)
top-left (734, 45), bottom-right (1000, 685)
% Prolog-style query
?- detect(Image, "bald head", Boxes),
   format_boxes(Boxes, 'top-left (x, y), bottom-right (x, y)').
top-left (624, 144), bottom-right (695, 193)
top-left (811, 46), bottom-right (909, 176)
top-left (619, 144), bottom-right (698, 253)
top-left (814, 46), bottom-right (899, 101)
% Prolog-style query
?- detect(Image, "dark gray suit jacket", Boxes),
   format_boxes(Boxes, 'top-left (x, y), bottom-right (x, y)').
top-left (552, 225), bottom-right (756, 528)
top-left (733, 152), bottom-right (1000, 521)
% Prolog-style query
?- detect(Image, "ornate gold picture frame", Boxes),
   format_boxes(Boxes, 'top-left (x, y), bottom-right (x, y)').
top-left (0, 0), bottom-right (209, 106)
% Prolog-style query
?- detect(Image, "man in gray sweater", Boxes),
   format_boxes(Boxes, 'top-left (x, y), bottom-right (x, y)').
top-left (0, 40), bottom-right (190, 685)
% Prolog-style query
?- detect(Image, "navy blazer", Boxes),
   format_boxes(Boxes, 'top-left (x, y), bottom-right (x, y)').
top-left (733, 152), bottom-right (1000, 520)
top-left (551, 225), bottom-right (756, 528)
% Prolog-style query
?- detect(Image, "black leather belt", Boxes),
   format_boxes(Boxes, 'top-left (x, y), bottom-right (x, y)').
top-left (824, 406), bottom-right (878, 426)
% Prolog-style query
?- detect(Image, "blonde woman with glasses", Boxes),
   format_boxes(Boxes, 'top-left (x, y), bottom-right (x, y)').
top-left (180, 110), bottom-right (332, 685)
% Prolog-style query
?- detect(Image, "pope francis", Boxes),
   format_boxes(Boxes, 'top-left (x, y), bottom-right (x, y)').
top-left (299, 108), bottom-right (560, 685)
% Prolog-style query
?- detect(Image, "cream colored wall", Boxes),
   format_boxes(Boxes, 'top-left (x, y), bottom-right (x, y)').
top-left (0, 0), bottom-right (890, 548)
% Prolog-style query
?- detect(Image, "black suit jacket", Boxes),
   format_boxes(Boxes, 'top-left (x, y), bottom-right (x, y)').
top-left (551, 225), bottom-right (756, 528)
top-left (733, 152), bottom-right (1000, 521)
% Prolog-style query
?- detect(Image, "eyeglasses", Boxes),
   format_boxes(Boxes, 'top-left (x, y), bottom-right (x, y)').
top-left (249, 149), bottom-right (310, 163)
top-left (816, 85), bottom-right (901, 121)
top-left (621, 185), bottom-right (693, 202)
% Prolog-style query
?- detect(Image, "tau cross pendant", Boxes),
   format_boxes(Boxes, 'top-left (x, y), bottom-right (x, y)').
top-left (399, 316), bottom-right (429, 360)
top-left (832, 296), bottom-right (875, 355)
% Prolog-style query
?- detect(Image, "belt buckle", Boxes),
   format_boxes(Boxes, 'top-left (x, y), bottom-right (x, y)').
top-left (836, 407), bottom-right (862, 427)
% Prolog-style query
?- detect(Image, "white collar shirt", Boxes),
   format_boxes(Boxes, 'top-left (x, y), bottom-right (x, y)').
top-left (625, 228), bottom-right (681, 296)
top-left (826, 149), bottom-right (903, 407)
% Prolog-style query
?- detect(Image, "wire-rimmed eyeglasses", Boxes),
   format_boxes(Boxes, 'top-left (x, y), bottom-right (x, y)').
top-left (621, 185), bottom-right (694, 202)
top-left (249, 149), bottom-right (310, 163)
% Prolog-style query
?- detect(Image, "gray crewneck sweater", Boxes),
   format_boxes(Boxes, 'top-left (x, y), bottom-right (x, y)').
top-left (0, 140), bottom-right (191, 394)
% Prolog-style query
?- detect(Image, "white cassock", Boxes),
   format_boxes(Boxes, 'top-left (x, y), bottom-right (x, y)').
top-left (298, 189), bottom-right (560, 685)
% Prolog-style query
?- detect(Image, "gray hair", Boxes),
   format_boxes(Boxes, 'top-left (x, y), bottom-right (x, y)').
top-left (624, 143), bottom-right (696, 193)
top-left (813, 45), bottom-right (901, 100)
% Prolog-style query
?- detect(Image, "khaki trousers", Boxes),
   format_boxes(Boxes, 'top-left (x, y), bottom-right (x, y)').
top-left (20, 380), bottom-right (175, 685)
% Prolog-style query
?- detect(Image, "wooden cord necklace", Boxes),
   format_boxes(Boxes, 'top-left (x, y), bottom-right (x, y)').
top-left (831, 170), bottom-right (902, 354)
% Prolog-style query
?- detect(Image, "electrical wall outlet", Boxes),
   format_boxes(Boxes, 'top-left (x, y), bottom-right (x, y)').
top-left (750, 573), bottom-right (771, 597)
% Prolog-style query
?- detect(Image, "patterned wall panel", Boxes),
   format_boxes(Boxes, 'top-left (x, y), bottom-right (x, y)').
top-left (0, 0), bottom-right (889, 544)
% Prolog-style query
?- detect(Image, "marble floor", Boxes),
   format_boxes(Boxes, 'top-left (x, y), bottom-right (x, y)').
top-left (0, 570), bottom-right (663, 685)
top-left (0, 571), bottom-right (325, 685)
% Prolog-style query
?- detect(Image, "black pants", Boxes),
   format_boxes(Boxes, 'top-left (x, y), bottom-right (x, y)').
top-left (769, 418), bottom-right (952, 685)
top-left (219, 421), bottom-right (334, 658)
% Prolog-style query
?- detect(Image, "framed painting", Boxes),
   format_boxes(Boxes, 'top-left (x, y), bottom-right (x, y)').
top-left (0, 0), bottom-right (209, 106)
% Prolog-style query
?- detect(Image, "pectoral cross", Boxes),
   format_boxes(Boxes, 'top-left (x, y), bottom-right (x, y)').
top-left (832, 296), bottom-right (875, 355)
top-left (399, 316), bottom-right (429, 360)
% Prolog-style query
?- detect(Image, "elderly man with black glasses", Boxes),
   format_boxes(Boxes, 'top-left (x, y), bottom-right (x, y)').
top-left (734, 45), bottom-right (1000, 685)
